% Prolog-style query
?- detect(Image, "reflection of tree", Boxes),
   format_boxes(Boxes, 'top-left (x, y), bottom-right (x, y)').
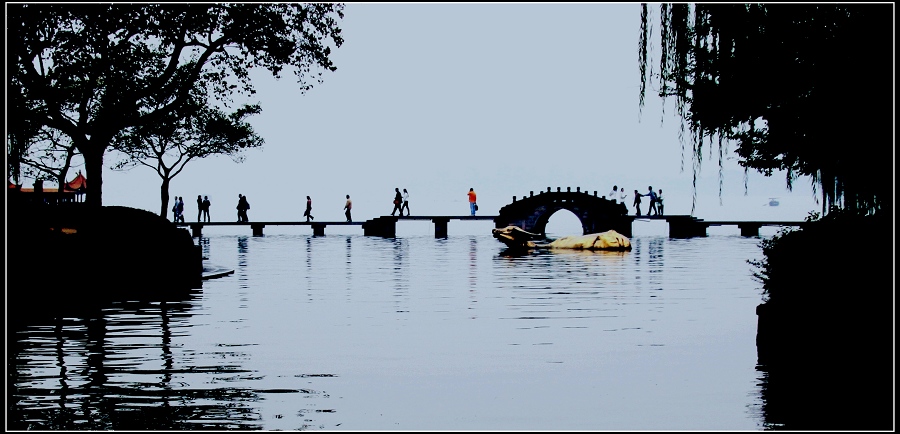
top-left (8, 297), bottom-right (271, 430)
top-left (756, 358), bottom-right (893, 430)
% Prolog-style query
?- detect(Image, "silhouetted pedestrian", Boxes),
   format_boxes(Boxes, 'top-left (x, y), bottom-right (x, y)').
top-left (401, 188), bottom-right (410, 216)
top-left (237, 194), bottom-right (250, 222)
top-left (608, 185), bottom-right (619, 202)
top-left (304, 196), bottom-right (314, 222)
top-left (633, 189), bottom-right (642, 216)
top-left (344, 195), bottom-right (352, 222)
top-left (657, 189), bottom-right (664, 216)
top-left (468, 188), bottom-right (477, 216)
top-left (647, 186), bottom-right (659, 216)
top-left (197, 195), bottom-right (203, 222)
top-left (176, 197), bottom-right (185, 222)
top-left (391, 188), bottom-right (403, 216)
top-left (202, 196), bottom-right (211, 222)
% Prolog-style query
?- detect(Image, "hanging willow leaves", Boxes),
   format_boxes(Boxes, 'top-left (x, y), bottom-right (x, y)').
top-left (638, 4), bottom-right (892, 216)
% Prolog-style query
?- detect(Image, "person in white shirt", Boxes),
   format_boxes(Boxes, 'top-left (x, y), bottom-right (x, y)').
top-left (401, 189), bottom-right (410, 216)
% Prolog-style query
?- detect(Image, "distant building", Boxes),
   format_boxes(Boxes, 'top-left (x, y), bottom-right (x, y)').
top-left (8, 171), bottom-right (87, 205)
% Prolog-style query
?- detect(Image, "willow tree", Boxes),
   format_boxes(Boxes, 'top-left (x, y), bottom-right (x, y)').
top-left (8, 3), bottom-right (344, 208)
top-left (638, 4), bottom-right (892, 215)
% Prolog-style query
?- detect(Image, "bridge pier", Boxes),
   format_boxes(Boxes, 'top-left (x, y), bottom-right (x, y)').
top-left (432, 218), bottom-right (449, 238)
top-left (311, 223), bottom-right (326, 236)
top-left (597, 217), bottom-right (633, 238)
top-left (251, 223), bottom-right (265, 236)
top-left (190, 223), bottom-right (203, 238)
top-left (738, 223), bottom-right (762, 237)
top-left (362, 216), bottom-right (397, 237)
top-left (666, 216), bottom-right (708, 238)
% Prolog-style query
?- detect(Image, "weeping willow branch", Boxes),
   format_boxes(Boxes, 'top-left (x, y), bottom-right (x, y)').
top-left (637, 3), bottom-right (891, 216)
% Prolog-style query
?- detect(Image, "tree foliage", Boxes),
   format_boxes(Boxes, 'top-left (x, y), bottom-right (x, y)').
top-left (639, 4), bottom-right (892, 215)
top-left (8, 3), bottom-right (344, 207)
top-left (10, 126), bottom-right (82, 194)
top-left (111, 88), bottom-right (265, 217)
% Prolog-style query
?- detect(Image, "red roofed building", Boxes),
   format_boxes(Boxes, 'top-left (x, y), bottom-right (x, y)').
top-left (65, 171), bottom-right (87, 193)
top-left (8, 171), bottom-right (87, 204)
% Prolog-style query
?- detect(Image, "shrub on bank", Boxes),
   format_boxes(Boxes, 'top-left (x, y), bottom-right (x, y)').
top-left (751, 207), bottom-right (893, 430)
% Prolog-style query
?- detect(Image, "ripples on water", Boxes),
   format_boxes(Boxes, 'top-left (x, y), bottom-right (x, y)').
top-left (9, 227), bottom-right (775, 430)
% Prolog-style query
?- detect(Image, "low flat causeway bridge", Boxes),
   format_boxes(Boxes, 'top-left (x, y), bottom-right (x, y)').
top-left (175, 186), bottom-right (806, 238)
top-left (175, 216), bottom-right (496, 238)
top-left (174, 215), bottom-right (805, 238)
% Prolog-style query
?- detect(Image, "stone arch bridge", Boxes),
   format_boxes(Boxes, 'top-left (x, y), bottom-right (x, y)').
top-left (494, 187), bottom-right (633, 237)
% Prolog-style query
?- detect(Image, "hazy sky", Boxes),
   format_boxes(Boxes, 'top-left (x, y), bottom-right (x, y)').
top-left (82, 3), bottom-right (820, 227)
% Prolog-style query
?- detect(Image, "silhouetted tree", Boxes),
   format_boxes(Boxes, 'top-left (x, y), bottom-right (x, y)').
top-left (12, 126), bottom-right (82, 196)
top-left (111, 90), bottom-right (264, 217)
top-left (8, 3), bottom-right (343, 208)
top-left (639, 4), bottom-right (892, 215)
top-left (7, 81), bottom-right (47, 185)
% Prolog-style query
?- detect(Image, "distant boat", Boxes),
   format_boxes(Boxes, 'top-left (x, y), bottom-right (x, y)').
top-left (767, 198), bottom-right (780, 207)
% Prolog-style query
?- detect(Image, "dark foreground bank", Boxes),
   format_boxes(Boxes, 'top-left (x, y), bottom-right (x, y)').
top-left (754, 211), bottom-right (894, 430)
top-left (7, 204), bottom-right (202, 317)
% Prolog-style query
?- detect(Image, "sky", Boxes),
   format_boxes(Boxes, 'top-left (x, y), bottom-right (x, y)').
top-left (39, 3), bottom-right (823, 232)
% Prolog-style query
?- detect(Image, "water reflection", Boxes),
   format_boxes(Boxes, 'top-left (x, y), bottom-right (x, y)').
top-left (391, 237), bottom-right (409, 313)
top-left (198, 236), bottom-right (211, 259)
top-left (13, 233), bottom-right (859, 430)
top-left (468, 236), bottom-right (478, 319)
top-left (236, 236), bottom-right (249, 290)
top-left (345, 236), bottom-right (353, 301)
top-left (8, 296), bottom-right (277, 430)
top-left (632, 236), bottom-right (665, 291)
top-left (305, 236), bottom-right (313, 301)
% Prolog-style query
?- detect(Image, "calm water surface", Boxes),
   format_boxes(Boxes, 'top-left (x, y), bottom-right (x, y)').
top-left (9, 224), bottom-right (778, 430)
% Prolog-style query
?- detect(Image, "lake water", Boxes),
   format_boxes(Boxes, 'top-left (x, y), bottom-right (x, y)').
top-left (8, 221), bottom-right (788, 430)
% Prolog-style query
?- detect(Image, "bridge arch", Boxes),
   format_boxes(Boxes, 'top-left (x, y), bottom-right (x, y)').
top-left (544, 208), bottom-right (584, 237)
top-left (494, 187), bottom-right (632, 236)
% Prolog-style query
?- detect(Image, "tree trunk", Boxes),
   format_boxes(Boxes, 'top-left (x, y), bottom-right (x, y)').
top-left (82, 146), bottom-right (104, 208)
top-left (160, 178), bottom-right (171, 218)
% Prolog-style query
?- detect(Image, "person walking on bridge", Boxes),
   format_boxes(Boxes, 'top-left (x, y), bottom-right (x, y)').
top-left (304, 196), bottom-right (314, 222)
top-left (197, 195), bottom-right (203, 222)
top-left (237, 194), bottom-right (250, 222)
top-left (632, 189), bottom-right (643, 216)
top-left (391, 188), bottom-right (403, 216)
top-left (468, 188), bottom-right (478, 216)
top-left (647, 186), bottom-right (659, 216)
top-left (656, 189), bottom-right (664, 216)
top-left (401, 188), bottom-right (410, 216)
top-left (176, 197), bottom-right (185, 222)
top-left (344, 195), bottom-right (353, 222)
